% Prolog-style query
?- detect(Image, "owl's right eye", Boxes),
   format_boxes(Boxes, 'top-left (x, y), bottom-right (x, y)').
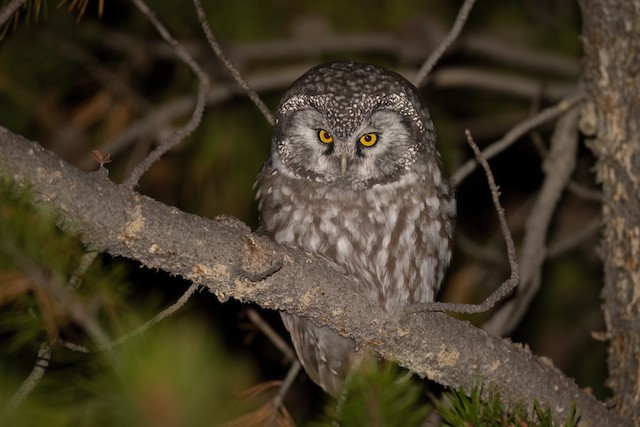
top-left (318, 129), bottom-right (333, 144)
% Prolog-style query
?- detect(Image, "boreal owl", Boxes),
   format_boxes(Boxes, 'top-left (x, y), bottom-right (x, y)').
top-left (256, 61), bottom-right (455, 395)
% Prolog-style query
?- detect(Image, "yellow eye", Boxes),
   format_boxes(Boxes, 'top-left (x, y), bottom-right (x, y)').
top-left (359, 133), bottom-right (378, 147)
top-left (318, 129), bottom-right (333, 144)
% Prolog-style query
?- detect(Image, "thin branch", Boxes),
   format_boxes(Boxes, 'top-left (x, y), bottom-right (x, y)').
top-left (56, 283), bottom-right (200, 354)
top-left (460, 36), bottom-right (579, 77)
top-left (123, 0), bottom-right (210, 189)
top-left (455, 232), bottom-right (504, 266)
top-left (484, 107), bottom-right (580, 336)
top-left (40, 34), bottom-right (150, 113)
top-left (192, 0), bottom-right (274, 124)
top-left (530, 130), bottom-right (602, 202)
top-left (414, 0), bottom-right (477, 87)
top-left (451, 91), bottom-right (584, 186)
top-left (0, 0), bottom-right (26, 28)
top-left (566, 181), bottom-right (601, 202)
top-left (81, 65), bottom-right (310, 171)
top-left (245, 309), bottom-right (299, 427)
top-left (108, 283), bottom-right (199, 348)
top-left (229, 33), bottom-right (578, 79)
top-left (59, 339), bottom-right (90, 353)
top-left (68, 251), bottom-right (98, 289)
top-left (267, 361), bottom-right (301, 427)
top-left (246, 309), bottom-right (295, 362)
top-left (4, 342), bottom-right (51, 413)
top-left (408, 130), bottom-right (519, 314)
top-left (547, 216), bottom-right (601, 258)
top-left (430, 67), bottom-right (574, 100)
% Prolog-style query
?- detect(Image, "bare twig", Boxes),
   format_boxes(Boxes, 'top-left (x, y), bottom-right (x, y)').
top-left (484, 107), bottom-right (580, 336)
top-left (267, 361), bottom-right (301, 427)
top-left (414, 0), bottom-right (477, 87)
top-left (246, 309), bottom-right (295, 362)
top-left (109, 283), bottom-right (199, 348)
top-left (408, 130), bottom-right (519, 314)
top-left (55, 283), bottom-right (200, 355)
top-left (245, 309), bottom-right (299, 427)
top-left (81, 65), bottom-right (311, 171)
top-left (451, 91), bottom-right (584, 186)
top-left (0, 0), bottom-right (26, 28)
top-left (192, 0), bottom-right (274, 124)
top-left (68, 251), bottom-right (99, 289)
top-left (4, 342), bottom-right (51, 413)
top-left (123, 0), bottom-right (210, 189)
top-left (59, 339), bottom-right (90, 353)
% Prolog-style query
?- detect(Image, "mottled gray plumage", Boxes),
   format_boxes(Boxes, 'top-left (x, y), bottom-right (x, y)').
top-left (257, 61), bottom-right (455, 395)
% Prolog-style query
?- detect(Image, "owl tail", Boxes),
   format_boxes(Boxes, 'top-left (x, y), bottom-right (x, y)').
top-left (280, 312), bottom-right (358, 396)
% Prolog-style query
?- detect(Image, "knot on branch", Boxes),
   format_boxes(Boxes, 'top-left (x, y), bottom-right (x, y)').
top-left (240, 233), bottom-right (283, 282)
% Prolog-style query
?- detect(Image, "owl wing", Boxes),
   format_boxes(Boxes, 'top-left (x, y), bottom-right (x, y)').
top-left (415, 189), bottom-right (456, 303)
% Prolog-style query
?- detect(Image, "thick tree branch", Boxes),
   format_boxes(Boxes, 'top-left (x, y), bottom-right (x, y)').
top-left (0, 127), bottom-right (625, 426)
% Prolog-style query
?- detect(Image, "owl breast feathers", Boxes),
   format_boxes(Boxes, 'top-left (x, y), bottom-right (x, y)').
top-left (257, 60), bottom-right (455, 395)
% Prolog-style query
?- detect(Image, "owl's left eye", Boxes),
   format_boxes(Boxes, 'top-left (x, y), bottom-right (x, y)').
top-left (358, 133), bottom-right (378, 147)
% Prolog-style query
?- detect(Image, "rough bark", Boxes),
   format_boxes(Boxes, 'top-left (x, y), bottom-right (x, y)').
top-left (578, 0), bottom-right (640, 422)
top-left (0, 127), bottom-right (626, 425)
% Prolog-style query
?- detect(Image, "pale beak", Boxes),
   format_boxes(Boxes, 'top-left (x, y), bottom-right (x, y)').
top-left (340, 154), bottom-right (348, 176)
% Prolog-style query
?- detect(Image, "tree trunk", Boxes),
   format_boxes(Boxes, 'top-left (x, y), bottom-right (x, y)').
top-left (579, 0), bottom-right (640, 422)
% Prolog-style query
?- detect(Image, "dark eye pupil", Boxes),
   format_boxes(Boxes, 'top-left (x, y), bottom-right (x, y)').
top-left (364, 135), bottom-right (372, 142)
top-left (319, 130), bottom-right (332, 141)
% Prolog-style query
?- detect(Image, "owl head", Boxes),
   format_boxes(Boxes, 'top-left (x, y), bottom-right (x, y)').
top-left (271, 61), bottom-right (439, 188)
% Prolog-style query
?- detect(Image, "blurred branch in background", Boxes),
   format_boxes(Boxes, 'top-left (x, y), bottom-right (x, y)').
top-left (451, 92), bottom-right (583, 186)
top-left (414, 0), bottom-right (476, 86)
top-left (122, 0), bottom-right (210, 188)
top-left (76, 67), bottom-right (577, 175)
top-left (193, 0), bottom-right (273, 124)
top-left (0, 0), bottom-right (26, 28)
top-left (484, 107), bottom-right (580, 336)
